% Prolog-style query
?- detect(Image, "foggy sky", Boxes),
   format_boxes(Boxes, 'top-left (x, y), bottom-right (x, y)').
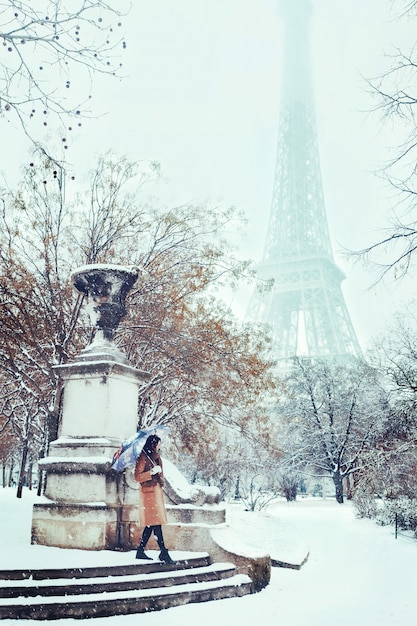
top-left (2, 0), bottom-right (416, 349)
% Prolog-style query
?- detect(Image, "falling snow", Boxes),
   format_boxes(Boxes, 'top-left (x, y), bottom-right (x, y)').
top-left (1, 489), bottom-right (416, 625)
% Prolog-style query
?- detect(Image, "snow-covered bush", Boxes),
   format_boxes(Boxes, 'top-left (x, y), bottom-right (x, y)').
top-left (353, 491), bottom-right (378, 519)
top-left (239, 475), bottom-right (276, 512)
top-left (375, 497), bottom-right (417, 532)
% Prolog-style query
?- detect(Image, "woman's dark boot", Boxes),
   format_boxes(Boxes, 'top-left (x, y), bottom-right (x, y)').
top-left (136, 546), bottom-right (152, 560)
top-left (153, 525), bottom-right (176, 564)
top-left (159, 548), bottom-right (175, 564)
top-left (136, 526), bottom-right (153, 560)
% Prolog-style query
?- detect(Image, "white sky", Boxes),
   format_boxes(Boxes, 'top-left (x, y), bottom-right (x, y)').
top-left (2, 0), bottom-right (416, 349)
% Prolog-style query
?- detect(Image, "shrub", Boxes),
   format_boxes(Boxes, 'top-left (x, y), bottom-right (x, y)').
top-left (353, 491), bottom-right (378, 519)
top-left (375, 497), bottom-right (417, 532)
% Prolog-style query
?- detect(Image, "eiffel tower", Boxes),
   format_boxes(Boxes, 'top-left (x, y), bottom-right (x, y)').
top-left (247, 0), bottom-right (361, 362)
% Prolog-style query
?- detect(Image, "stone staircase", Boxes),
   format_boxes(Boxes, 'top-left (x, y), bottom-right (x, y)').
top-left (0, 553), bottom-right (253, 620)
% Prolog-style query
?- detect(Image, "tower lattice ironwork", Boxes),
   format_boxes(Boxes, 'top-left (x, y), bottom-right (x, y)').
top-left (247, 0), bottom-right (361, 362)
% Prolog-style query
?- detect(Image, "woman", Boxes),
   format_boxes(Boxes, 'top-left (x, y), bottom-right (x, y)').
top-left (134, 434), bottom-right (174, 564)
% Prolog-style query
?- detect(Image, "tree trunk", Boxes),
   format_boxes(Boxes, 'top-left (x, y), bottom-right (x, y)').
top-left (234, 476), bottom-right (240, 500)
top-left (17, 442), bottom-right (29, 499)
top-left (47, 381), bottom-right (64, 452)
top-left (47, 410), bottom-right (60, 451)
top-left (37, 468), bottom-right (43, 497)
top-left (27, 463), bottom-right (33, 490)
top-left (332, 471), bottom-right (344, 504)
top-left (345, 473), bottom-right (353, 500)
top-left (8, 462), bottom-right (14, 487)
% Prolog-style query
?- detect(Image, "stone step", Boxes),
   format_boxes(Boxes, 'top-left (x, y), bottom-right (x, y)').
top-left (0, 553), bottom-right (210, 581)
top-left (0, 562), bottom-right (238, 599)
top-left (0, 556), bottom-right (254, 620)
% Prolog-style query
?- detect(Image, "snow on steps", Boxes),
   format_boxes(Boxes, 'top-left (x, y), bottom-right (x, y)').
top-left (0, 553), bottom-right (253, 620)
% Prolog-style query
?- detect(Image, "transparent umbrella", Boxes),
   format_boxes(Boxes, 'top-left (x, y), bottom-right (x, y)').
top-left (111, 425), bottom-right (170, 472)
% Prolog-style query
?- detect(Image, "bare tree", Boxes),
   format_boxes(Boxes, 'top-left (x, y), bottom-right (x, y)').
top-left (394, 1), bottom-right (417, 17)
top-left (276, 469), bottom-right (301, 502)
top-left (359, 311), bottom-right (417, 493)
top-left (0, 376), bottom-right (46, 497)
top-left (276, 358), bottom-right (390, 503)
top-left (0, 1), bottom-right (126, 148)
top-left (352, 1), bottom-right (417, 281)
top-left (168, 423), bottom-right (281, 511)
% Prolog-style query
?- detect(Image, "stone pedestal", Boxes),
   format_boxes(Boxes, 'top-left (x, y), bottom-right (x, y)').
top-left (31, 263), bottom-right (147, 550)
top-left (32, 358), bottom-right (148, 550)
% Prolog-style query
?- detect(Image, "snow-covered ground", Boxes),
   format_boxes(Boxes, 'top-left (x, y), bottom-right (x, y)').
top-left (1, 488), bottom-right (416, 625)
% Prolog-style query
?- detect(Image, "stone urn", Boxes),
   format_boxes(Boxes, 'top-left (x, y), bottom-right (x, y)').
top-left (71, 264), bottom-right (140, 363)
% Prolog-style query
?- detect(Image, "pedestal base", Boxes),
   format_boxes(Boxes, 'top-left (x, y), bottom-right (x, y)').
top-left (31, 501), bottom-right (119, 550)
top-left (31, 436), bottom-right (138, 551)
